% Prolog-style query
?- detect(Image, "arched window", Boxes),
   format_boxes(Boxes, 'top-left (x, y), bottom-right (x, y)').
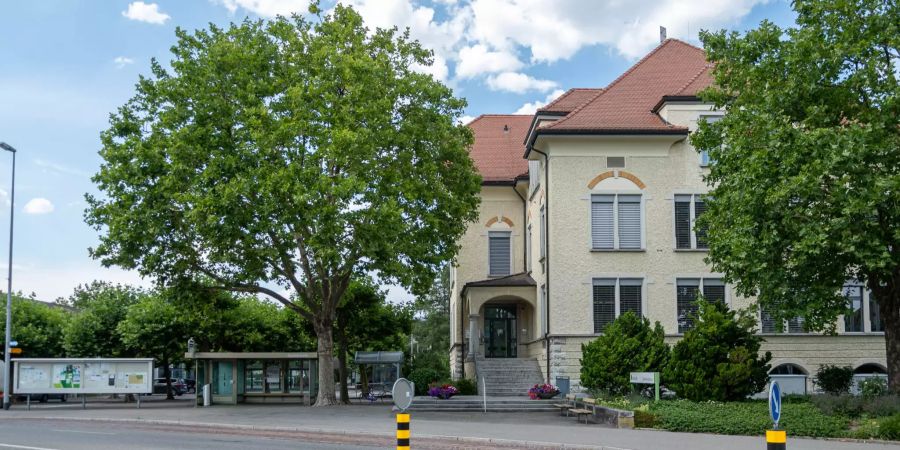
top-left (769, 364), bottom-right (807, 375)
top-left (854, 363), bottom-right (887, 374)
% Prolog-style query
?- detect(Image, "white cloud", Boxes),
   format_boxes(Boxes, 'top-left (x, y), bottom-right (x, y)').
top-left (486, 72), bottom-right (558, 93)
top-left (0, 189), bottom-right (9, 207)
top-left (23, 198), bottom-right (54, 215)
top-left (455, 44), bottom-right (522, 78)
top-left (113, 56), bottom-right (135, 69)
top-left (513, 89), bottom-right (566, 115)
top-left (34, 158), bottom-right (90, 178)
top-left (122, 2), bottom-right (171, 24)
top-left (457, 114), bottom-right (476, 125)
top-left (216, 0), bottom-right (307, 17)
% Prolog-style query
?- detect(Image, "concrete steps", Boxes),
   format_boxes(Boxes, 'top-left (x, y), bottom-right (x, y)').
top-left (407, 396), bottom-right (558, 412)
top-left (476, 358), bottom-right (544, 397)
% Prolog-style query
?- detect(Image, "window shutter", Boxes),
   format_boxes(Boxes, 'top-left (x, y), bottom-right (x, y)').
top-left (591, 195), bottom-right (614, 249)
top-left (676, 279), bottom-right (700, 333)
top-left (674, 195), bottom-right (692, 249)
top-left (528, 160), bottom-right (541, 193)
top-left (694, 198), bottom-right (708, 249)
top-left (592, 279), bottom-right (615, 333)
top-left (702, 278), bottom-right (726, 304)
top-left (488, 232), bottom-right (511, 276)
top-left (787, 317), bottom-right (805, 333)
top-left (760, 307), bottom-right (777, 333)
top-left (619, 279), bottom-right (642, 318)
top-left (617, 195), bottom-right (642, 249)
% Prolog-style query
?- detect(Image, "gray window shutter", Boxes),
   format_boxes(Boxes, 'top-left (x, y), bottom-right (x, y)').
top-left (617, 195), bottom-right (642, 249)
top-left (694, 198), bottom-right (708, 249)
top-left (787, 317), bottom-right (806, 334)
top-left (488, 232), bottom-right (511, 276)
top-left (676, 278), bottom-right (700, 333)
top-left (619, 279), bottom-right (642, 318)
top-left (592, 279), bottom-right (615, 333)
top-left (674, 195), bottom-right (692, 249)
top-left (591, 195), bottom-right (614, 249)
top-left (702, 278), bottom-right (726, 304)
top-left (760, 306), bottom-right (777, 333)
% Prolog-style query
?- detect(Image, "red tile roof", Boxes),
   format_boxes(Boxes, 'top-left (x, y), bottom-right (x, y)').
top-left (540, 39), bottom-right (710, 135)
top-left (538, 88), bottom-right (604, 114)
top-left (467, 114), bottom-right (533, 183)
top-left (675, 64), bottom-right (714, 96)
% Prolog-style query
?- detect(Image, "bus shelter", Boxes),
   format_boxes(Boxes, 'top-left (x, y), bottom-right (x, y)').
top-left (354, 351), bottom-right (403, 395)
top-left (186, 352), bottom-right (318, 405)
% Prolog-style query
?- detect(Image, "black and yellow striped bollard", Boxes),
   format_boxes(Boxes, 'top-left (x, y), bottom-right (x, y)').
top-left (397, 413), bottom-right (410, 450)
top-left (766, 429), bottom-right (786, 450)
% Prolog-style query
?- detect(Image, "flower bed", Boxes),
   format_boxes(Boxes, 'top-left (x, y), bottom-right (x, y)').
top-left (427, 383), bottom-right (459, 399)
top-left (528, 383), bottom-right (559, 400)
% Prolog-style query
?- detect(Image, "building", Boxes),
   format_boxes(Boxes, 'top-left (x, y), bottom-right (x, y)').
top-left (449, 39), bottom-right (887, 395)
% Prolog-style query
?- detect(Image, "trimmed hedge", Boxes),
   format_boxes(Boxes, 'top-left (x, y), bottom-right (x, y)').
top-left (649, 400), bottom-right (848, 438)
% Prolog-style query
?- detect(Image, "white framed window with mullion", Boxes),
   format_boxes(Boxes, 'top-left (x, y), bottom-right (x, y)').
top-left (488, 231), bottom-right (512, 277)
top-left (592, 278), bottom-right (644, 333)
top-left (674, 194), bottom-right (708, 250)
top-left (842, 283), bottom-right (884, 334)
top-left (675, 277), bottom-right (726, 333)
top-left (591, 194), bottom-right (643, 250)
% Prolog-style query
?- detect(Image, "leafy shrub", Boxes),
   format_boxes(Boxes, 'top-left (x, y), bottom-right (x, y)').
top-left (811, 394), bottom-right (863, 418)
top-left (863, 395), bottom-right (900, 417)
top-left (663, 301), bottom-right (771, 401)
top-left (580, 312), bottom-right (669, 396)
top-left (634, 409), bottom-right (657, 428)
top-left (650, 399), bottom-right (848, 437)
top-left (879, 414), bottom-right (900, 440)
top-left (860, 377), bottom-right (889, 399)
top-left (407, 367), bottom-right (445, 395)
top-left (814, 365), bottom-right (854, 395)
top-left (454, 378), bottom-right (477, 395)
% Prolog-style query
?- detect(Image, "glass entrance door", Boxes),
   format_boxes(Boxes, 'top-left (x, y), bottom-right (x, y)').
top-left (213, 361), bottom-right (233, 395)
top-left (484, 305), bottom-right (517, 358)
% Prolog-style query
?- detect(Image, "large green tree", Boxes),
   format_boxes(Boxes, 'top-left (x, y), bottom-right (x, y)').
top-left (86, 5), bottom-right (480, 405)
top-left (0, 293), bottom-right (69, 358)
top-left (693, 0), bottom-right (900, 388)
top-left (61, 281), bottom-right (143, 358)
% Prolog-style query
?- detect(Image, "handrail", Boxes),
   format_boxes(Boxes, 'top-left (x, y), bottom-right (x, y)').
top-left (482, 375), bottom-right (487, 413)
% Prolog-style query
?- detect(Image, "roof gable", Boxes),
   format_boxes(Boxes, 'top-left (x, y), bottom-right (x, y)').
top-left (467, 114), bottom-right (533, 183)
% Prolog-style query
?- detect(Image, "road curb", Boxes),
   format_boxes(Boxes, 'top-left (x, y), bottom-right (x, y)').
top-left (3, 416), bottom-right (628, 450)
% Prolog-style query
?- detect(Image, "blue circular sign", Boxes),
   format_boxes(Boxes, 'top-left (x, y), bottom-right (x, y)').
top-left (769, 381), bottom-right (782, 426)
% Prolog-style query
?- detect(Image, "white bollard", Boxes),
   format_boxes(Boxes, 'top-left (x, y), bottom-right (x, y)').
top-left (203, 384), bottom-right (211, 406)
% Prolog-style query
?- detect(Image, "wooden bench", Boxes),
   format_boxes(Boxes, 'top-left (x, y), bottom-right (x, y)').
top-left (568, 408), bottom-right (594, 424)
top-left (552, 394), bottom-right (576, 416)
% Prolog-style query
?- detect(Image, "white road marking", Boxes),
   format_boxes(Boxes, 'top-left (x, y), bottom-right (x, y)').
top-left (0, 443), bottom-right (60, 450)
top-left (51, 429), bottom-right (117, 435)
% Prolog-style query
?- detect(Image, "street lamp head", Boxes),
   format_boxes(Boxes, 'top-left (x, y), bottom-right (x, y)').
top-left (0, 143), bottom-right (16, 153)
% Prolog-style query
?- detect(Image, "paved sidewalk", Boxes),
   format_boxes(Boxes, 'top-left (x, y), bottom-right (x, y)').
top-left (3, 397), bottom-right (898, 450)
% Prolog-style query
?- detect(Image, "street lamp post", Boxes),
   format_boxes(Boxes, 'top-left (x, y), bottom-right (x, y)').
top-left (0, 142), bottom-right (15, 411)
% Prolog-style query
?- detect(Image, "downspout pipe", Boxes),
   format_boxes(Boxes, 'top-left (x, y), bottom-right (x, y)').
top-left (529, 145), bottom-right (551, 384)
top-left (512, 181), bottom-right (527, 270)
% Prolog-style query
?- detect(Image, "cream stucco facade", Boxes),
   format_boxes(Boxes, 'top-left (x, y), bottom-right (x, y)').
top-left (450, 101), bottom-right (888, 393)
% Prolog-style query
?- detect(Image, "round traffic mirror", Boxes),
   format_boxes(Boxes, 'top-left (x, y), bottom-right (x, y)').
top-left (392, 378), bottom-right (414, 411)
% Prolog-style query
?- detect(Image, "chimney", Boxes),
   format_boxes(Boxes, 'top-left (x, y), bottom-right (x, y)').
top-left (503, 124), bottom-right (509, 133)
top-left (659, 26), bottom-right (667, 43)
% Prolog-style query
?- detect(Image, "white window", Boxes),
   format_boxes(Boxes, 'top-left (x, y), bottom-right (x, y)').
top-left (526, 224), bottom-right (532, 272)
top-left (841, 284), bottom-right (884, 333)
top-left (592, 278), bottom-right (644, 333)
top-left (676, 278), bottom-right (726, 333)
top-left (488, 231), bottom-right (511, 277)
top-left (528, 160), bottom-right (541, 195)
top-left (591, 194), bottom-right (643, 250)
top-left (698, 115), bottom-right (722, 166)
top-left (674, 194), bottom-right (708, 250)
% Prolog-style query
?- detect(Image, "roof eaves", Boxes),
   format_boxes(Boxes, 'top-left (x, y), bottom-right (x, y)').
top-left (651, 95), bottom-right (702, 113)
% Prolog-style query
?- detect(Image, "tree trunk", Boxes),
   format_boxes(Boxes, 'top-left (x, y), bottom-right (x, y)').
top-left (336, 319), bottom-right (350, 404)
top-left (164, 359), bottom-right (174, 400)
top-left (314, 324), bottom-right (338, 406)
top-left (875, 284), bottom-right (900, 392)
top-left (360, 364), bottom-right (369, 397)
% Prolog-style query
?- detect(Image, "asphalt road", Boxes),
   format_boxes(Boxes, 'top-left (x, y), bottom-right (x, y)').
top-left (0, 420), bottom-right (383, 450)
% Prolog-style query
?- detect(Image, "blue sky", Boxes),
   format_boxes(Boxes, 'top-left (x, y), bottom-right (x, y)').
top-left (0, 0), bottom-right (796, 302)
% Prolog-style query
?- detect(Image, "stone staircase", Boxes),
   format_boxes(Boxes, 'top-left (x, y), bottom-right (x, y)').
top-left (407, 395), bottom-right (557, 412)
top-left (476, 357), bottom-right (544, 397)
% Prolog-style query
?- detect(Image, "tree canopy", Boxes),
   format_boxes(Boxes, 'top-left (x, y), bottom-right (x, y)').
top-left (86, 5), bottom-right (480, 405)
top-left (61, 281), bottom-right (143, 358)
top-left (0, 293), bottom-right (69, 359)
top-left (693, 0), bottom-right (900, 387)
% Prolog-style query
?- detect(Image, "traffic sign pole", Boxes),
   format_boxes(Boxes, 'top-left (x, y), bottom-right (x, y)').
top-left (767, 381), bottom-right (786, 449)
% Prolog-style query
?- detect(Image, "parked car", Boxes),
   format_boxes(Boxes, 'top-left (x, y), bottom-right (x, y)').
top-left (181, 378), bottom-right (196, 393)
top-left (153, 378), bottom-right (186, 396)
top-left (16, 393), bottom-right (67, 403)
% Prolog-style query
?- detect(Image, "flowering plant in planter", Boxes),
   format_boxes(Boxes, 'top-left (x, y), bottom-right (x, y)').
top-left (427, 383), bottom-right (459, 399)
top-left (528, 383), bottom-right (559, 400)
